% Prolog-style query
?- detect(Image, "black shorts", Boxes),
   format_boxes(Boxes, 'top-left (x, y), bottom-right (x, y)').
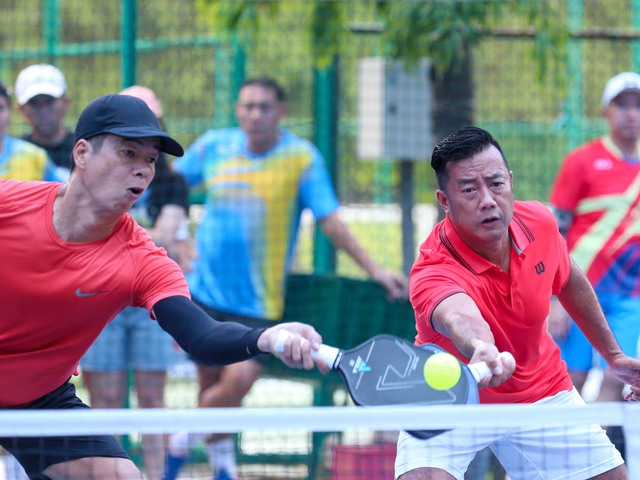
top-left (192, 297), bottom-right (276, 366)
top-left (0, 381), bottom-right (130, 479)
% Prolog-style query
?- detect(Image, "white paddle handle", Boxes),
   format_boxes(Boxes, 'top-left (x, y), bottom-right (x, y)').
top-left (274, 330), bottom-right (341, 369)
top-left (468, 352), bottom-right (515, 383)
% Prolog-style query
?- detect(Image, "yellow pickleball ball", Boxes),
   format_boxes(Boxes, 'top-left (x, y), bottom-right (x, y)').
top-left (423, 352), bottom-right (462, 390)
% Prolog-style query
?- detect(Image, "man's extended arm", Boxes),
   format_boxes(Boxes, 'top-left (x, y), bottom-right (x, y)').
top-left (430, 292), bottom-right (514, 388)
top-left (153, 295), bottom-right (322, 370)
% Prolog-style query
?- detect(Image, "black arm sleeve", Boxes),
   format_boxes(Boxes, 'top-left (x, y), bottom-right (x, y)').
top-left (154, 296), bottom-right (267, 365)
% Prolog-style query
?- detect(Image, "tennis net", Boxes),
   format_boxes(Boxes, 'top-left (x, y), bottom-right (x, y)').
top-left (2, 400), bottom-right (639, 479)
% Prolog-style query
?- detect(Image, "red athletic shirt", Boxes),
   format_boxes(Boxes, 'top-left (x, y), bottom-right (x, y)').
top-left (0, 179), bottom-right (190, 406)
top-left (549, 136), bottom-right (640, 294)
top-left (410, 201), bottom-right (574, 404)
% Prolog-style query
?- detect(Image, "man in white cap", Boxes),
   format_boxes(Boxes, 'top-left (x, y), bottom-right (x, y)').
top-left (548, 71), bottom-right (640, 460)
top-left (15, 63), bottom-right (74, 179)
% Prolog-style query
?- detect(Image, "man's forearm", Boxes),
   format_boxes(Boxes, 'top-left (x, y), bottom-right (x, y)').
top-left (431, 292), bottom-right (496, 360)
top-left (153, 295), bottom-right (266, 365)
top-left (318, 212), bottom-right (380, 276)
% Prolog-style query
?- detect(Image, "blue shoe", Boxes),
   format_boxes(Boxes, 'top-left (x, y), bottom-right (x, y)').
top-left (163, 454), bottom-right (188, 480)
top-left (213, 468), bottom-right (234, 480)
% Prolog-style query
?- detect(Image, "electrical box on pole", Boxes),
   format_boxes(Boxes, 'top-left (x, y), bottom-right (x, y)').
top-left (357, 57), bottom-right (434, 161)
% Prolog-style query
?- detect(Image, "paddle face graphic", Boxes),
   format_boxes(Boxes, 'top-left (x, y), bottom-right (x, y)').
top-left (335, 334), bottom-right (475, 407)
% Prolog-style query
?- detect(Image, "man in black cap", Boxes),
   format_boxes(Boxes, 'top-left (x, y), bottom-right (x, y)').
top-left (0, 94), bottom-right (324, 480)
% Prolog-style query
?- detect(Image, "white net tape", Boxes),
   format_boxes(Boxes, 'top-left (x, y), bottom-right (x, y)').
top-left (2, 403), bottom-right (640, 477)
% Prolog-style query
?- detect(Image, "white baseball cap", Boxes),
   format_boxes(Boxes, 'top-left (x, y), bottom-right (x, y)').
top-left (15, 64), bottom-right (67, 105)
top-left (601, 72), bottom-right (640, 107)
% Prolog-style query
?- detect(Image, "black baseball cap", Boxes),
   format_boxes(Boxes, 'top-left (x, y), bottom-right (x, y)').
top-left (74, 94), bottom-right (184, 157)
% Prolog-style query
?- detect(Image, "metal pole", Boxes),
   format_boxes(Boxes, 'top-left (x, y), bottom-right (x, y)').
top-left (43, 0), bottom-right (60, 63)
top-left (121, 0), bottom-right (137, 88)
top-left (399, 160), bottom-right (415, 277)
top-left (566, 0), bottom-right (584, 151)
top-left (313, 56), bottom-right (339, 275)
top-left (632, 0), bottom-right (640, 70)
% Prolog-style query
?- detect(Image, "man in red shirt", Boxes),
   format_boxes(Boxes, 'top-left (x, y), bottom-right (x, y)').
top-left (548, 72), bottom-right (640, 458)
top-left (0, 93), bottom-right (324, 480)
top-left (395, 127), bottom-right (640, 479)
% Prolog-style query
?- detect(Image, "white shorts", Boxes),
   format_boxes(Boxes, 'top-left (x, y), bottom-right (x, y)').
top-left (395, 388), bottom-right (624, 480)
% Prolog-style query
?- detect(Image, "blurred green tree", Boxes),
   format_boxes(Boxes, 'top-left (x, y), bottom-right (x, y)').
top-left (195, 0), bottom-right (568, 139)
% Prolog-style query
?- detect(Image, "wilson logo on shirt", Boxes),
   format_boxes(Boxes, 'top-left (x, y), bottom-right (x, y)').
top-left (534, 262), bottom-right (545, 275)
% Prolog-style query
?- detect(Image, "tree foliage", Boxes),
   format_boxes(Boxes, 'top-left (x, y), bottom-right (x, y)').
top-left (196, 0), bottom-right (568, 83)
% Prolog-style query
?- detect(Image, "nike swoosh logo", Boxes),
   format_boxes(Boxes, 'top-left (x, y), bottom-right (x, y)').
top-left (75, 288), bottom-right (107, 297)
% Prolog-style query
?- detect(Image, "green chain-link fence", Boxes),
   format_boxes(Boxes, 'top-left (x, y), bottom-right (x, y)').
top-left (4, 1), bottom-right (640, 272)
top-left (3, 1), bottom-right (640, 477)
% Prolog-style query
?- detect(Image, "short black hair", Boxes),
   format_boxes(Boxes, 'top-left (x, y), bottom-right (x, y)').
top-left (239, 77), bottom-right (286, 103)
top-left (431, 126), bottom-right (509, 190)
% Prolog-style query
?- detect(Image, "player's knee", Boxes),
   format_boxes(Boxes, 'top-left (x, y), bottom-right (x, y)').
top-left (398, 467), bottom-right (453, 479)
top-left (136, 390), bottom-right (165, 409)
top-left (43, 457), bottom-right (141, 479)
top-left (599, 463), bottom-right (627, 479)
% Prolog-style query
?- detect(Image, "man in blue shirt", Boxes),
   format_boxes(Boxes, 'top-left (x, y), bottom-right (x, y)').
top-left (165, 77), bottom-right (408, 480)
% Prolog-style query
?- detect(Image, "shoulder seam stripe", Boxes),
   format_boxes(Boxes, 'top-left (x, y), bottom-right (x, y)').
top-left (512, 212), bottom-right (535, 242)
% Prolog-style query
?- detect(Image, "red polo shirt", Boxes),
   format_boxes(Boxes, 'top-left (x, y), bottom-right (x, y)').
top-left (410, 201), bottom-right (574, 404)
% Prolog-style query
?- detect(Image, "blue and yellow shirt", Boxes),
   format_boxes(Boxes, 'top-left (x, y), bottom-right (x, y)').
top-left (0, 135), bottom-right (66, 182)
top-left (174, 128), bottom-right (339, 320)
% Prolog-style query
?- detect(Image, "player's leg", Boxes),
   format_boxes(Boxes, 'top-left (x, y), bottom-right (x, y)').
top-left (135, 370), bottom-right (168, 480)
top-left (1, 434), bottom-right (141, 480)
top-left (395, 426), bottom-right (499, 480)
top-left (199, 359), bottom-right (263, 480)
top-left (199, 359), bottom-right (263, 408)
top-left (163, 363), bottom-right (221, 480)
top-left (81, 310), bottom-right (128, 408)
top-left (82, 370), bottom-right (128, 408)
top-left (398, 468), bottom-right (456, 479)
top-left (491, 388), bottom-right (625, 480)
top-left (131, 306), bottom-right (182, 480)
top-left (0, 381), bottom-right (142, 480)
top-left (43, 455), bottom-right (142, 479)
